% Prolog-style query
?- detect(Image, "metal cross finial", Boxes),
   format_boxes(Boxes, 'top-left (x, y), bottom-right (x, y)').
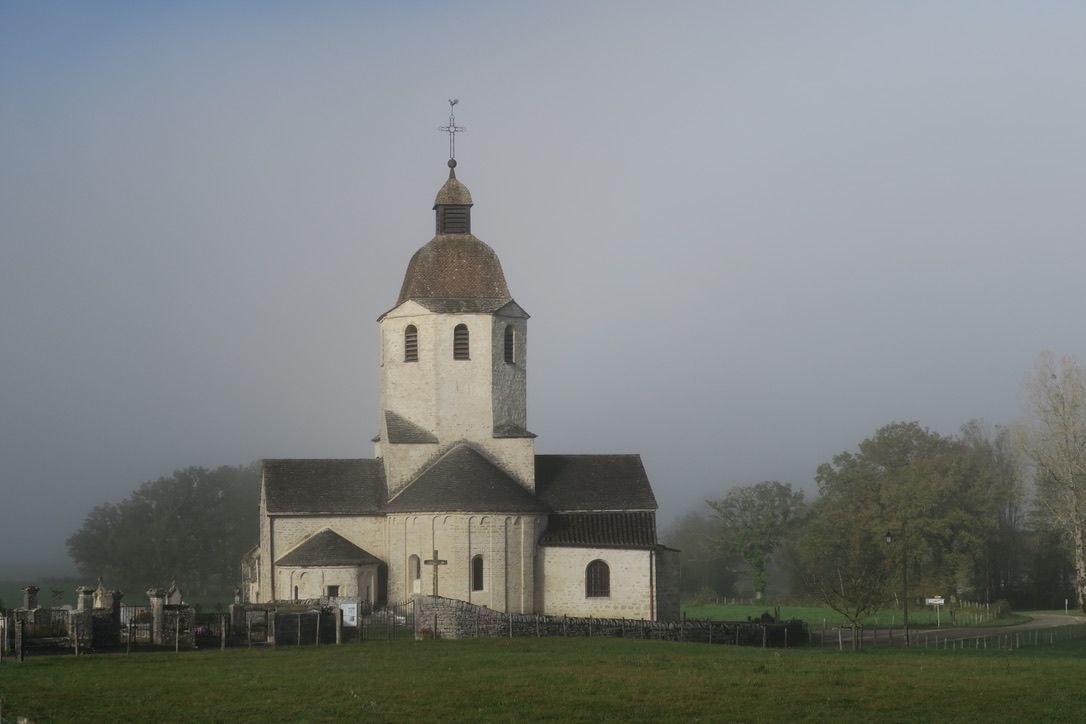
top-left (439, 98), bottom-right (466, 160)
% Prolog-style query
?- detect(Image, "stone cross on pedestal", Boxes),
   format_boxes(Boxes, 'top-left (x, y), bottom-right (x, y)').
top-left (424, 549), bottom-right (448, 596)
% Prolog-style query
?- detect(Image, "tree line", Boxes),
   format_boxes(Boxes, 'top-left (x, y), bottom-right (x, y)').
top-left (666, 353), bottom-right (1086, 623)
top-left (66, 465), bottom-right (260, 596)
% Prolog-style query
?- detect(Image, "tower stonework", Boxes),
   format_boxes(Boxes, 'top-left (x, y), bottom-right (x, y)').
top-left (377, 161), bottom-right (534, 497)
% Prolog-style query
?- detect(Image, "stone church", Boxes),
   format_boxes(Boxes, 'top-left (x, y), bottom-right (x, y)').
top-left (243, 158), bottom-right (678, 620)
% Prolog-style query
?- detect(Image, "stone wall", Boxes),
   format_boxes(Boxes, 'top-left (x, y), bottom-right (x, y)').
top-left (413, 595), bottom-right (808, 647)
top-left (537, 547), bottom-right (655, 619)
top-left (387, 512), bottom-right (544, 613)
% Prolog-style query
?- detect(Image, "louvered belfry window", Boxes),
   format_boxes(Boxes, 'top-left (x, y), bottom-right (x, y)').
top-left (439, 206), bottom-right (470, 234)
top-left (586, 560), bottom-right (610, 598)
top-left (404, 325), bottom-right (418, 362)
top-left (453, 323), bottom-right (470, 360)
top-left (504, 325), bottom-right (515, 364)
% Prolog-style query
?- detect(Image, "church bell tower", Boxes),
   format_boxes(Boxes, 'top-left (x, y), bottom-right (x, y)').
top-left (375, 157), bottom-right (534, 497)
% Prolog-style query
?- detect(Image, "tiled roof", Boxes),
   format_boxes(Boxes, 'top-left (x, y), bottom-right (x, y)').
top-left (397, 234), bottom-right (511, 304)
top-left (538, 512), bottom-right (658, 549)
top-left (493, 422), bottom-right (537, 439)
top-left (535, 455), bottom-right (658, 512)
top-left (263, 459), bottom-right (386, 515)
top-left (385, 411), bottom-right (438, 444)
top-left (275, 529), bottom-right (382, 567)
top-left (385, 445), bottom-right (548, 513)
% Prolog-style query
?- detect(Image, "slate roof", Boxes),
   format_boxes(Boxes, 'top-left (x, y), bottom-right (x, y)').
top-left (535, 455), bottom-right (658, 512)
top-left (275, 529), bottom-right (382, 567)
top-left (433, 176), bottom-right (473, 207)
top-left (263, 459), bottom-right (386, 514)
top-left (538, 512), bottom-right (658, 549)
top-left (493, 422), bottom-right (537, 439)
top-left (385, 445), bottom-right (548, 513)
top-left (385, 411), bottom-right (438, 444)
top-left (397, 234), bottom-right (511, 304)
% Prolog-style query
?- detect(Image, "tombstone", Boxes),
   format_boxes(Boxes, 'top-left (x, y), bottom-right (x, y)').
top-left (75, 586), bottom-right (95, 612)
top-left (22, 585), bottom-right (40, 611)
top-left (165, 580), bottom-right (184, 606)
top-left (147, 589), bottom-right (166, 645)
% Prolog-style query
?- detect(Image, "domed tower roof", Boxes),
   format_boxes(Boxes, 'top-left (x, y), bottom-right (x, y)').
top-left (396, 161), bottom-right (511, 306)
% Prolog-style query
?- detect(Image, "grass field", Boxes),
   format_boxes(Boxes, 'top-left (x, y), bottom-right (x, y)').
top-left (681, 601), bottom-right (1027, 628)
top-left (4, 636), bottom-right (1086, 722)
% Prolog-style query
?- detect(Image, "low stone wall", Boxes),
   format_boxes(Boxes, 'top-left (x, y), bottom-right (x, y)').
top-left (413, 595), bottom-right (808, 647)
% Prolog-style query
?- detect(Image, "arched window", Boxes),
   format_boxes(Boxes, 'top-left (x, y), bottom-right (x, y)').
top-left (471, 555), bottom-right (484, 592)
top-left (453, 324), bottom-right (470, 360)
top-left (585, 560), bottom-right (610, 598)
top-left (404, 325), bottom-right (418, 362)
top-left (409, 554), bottom-right (421, 595)
top-left (503, 325), bottom-right (515, 364)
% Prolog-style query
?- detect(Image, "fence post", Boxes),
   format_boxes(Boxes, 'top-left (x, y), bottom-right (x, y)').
top-left (220, 615), bottom-right (227, 651)
top-left (315, 612), bottom-right (321, 646)
top-left (248, 617), bottom-right (253, 648)
top-left (784, 626), bottom-right (789, 649)
top-left (16, 620), bottom-right (25, 663)
top-left (175, 615), bottom-right (180, 653)
top-left (73, 616), bottom-right (80, 656)
top-left (536, 615), bottom-right (541, 638)
top-left (297, 614), bottom-right (302, 646)
top-left (336, 608), bottom-right (343, 645)
top-left (127, 622), bottom-right (133, 654)
top-left (588, 617), bottom-right (593, 637)
top-left (761, 625), bottom-right (767, 649)
top-left (270, 610), bottom-right (277, 648)
top-left (508, 610), bottom-right (513, 639)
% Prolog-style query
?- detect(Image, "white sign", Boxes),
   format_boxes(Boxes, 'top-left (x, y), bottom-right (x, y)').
top-left (926, 597), bottom-right (945, 606)
top-left (340, 603), bottom-right (358, 627)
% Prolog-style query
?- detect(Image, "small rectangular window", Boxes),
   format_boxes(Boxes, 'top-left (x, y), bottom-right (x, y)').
top-left (326, 585), bottom-right (340, 598)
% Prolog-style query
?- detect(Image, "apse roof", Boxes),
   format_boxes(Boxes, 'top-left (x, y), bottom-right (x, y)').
top-left (275, 529), bottom-right (382, 567)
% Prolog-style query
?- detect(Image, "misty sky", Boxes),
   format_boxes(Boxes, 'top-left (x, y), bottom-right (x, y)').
top-left (3, 1), bottom-right (1085, 577)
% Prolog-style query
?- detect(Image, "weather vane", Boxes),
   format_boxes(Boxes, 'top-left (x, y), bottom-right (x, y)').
top-left (439, 98), bottom-right (465, 161)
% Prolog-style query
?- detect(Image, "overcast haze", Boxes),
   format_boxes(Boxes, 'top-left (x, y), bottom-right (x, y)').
top-left (3, 1), bottom-right (1085, 577)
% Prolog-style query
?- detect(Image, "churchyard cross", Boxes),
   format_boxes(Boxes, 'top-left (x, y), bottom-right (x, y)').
top-left (424, 549), bottom-right (448, 596)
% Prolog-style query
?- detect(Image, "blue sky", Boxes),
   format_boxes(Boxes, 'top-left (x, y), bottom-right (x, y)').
top-left (2, 1), bottom-right (1085, 575)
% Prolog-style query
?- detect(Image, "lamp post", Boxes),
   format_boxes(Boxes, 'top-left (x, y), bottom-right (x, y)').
top-left (885, 528), bottom-right (910, 647)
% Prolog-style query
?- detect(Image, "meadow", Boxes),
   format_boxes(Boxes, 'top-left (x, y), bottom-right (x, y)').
top-left (3, 634), bottom-right (1086, 722)
top-left (681, 601), bottom-right (1028, 629)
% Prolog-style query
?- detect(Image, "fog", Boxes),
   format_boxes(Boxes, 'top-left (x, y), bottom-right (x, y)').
top-left (2, 1), bottom-right (1085, 577)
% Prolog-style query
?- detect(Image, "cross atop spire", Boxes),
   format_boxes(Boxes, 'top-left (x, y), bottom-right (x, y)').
top-left (439, 98), bottom-right (466, 160)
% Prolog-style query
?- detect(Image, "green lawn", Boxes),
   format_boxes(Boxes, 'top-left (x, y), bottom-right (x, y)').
top-left (4, 636), bottom-right (1086, 722)
top-left (681, 601), bottom-right (1024, 628)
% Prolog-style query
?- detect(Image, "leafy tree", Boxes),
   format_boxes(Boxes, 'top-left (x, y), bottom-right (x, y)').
top-left (67, 465), bottom-right (260, 596)
top-left (1016, 353), bottom-right (1086, 610)
top-left (707, 481), bottom-right (805, 600)
top-left (660, 511), bottom-right (738, 600)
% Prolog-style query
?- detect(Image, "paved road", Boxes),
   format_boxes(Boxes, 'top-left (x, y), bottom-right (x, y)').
top-left (823, 613), bottom-right (1086, 648)
top-left (910, 613), bottom-right (1086, 643)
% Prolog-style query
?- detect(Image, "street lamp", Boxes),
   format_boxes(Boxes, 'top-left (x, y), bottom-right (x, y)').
top-left (885, 528), bottom-right (910, 647)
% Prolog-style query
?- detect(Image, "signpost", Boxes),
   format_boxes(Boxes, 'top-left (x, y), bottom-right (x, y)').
top-left (926, 597), bottom-right (945, 627)
top-left (341, 602), bottom-right (358, 628)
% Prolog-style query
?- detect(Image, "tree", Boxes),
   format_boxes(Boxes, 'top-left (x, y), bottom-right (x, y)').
top-left (660, 511), bottom-right (738, 600)
top-left (1016, 353), bottom-right (1086, 611)
top-left (66, 464), bottom-right (260, 595)
top-left (707, 481), bottom-right (805, 599)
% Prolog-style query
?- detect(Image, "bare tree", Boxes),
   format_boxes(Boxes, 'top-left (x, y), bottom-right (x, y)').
top-left (1017, 352), bottom-right (1086, 610)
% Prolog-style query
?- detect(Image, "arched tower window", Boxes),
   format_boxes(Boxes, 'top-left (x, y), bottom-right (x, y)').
top-left (585, 560), bottom-right (610, 598)
top-left (404, 325), bottom-right (418, 362)
top-left (503, 325), bottom-right (515, 364)
top-left (453, 324), bottom-right (470, 360)
top-left (471, 555), bottom-right (484, 592)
